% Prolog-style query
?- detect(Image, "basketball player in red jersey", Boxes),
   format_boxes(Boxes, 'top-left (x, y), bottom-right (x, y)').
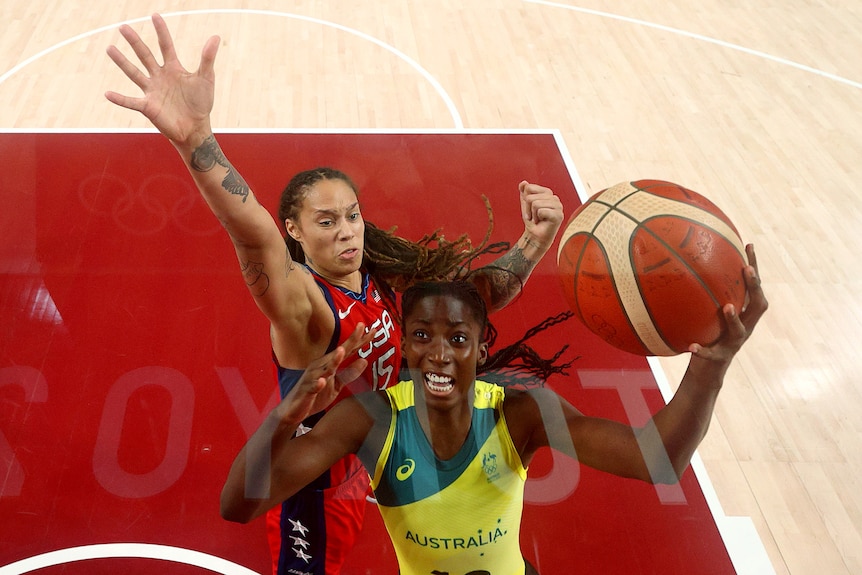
top-left (105, 14), bottom-right (564, 575)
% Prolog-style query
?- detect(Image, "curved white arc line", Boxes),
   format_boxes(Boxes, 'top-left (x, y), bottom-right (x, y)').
top-left (0, 9), bottom-right (463, 128)
top-left (0, 16), bottom-right (151, 86)
top-left (525, 0), bottom-right (862, 90)
top-left (0, 543), bottom-right (261, 575)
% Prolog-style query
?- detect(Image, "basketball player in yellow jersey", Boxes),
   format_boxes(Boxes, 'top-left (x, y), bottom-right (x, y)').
top-left (221, 245), bottom-right (767, 574)
top-left (372, 377), bottom-right (528, 573)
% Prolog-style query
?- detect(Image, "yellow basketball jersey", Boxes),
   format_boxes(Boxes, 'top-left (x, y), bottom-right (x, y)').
top-left (371, 380), bottom-right (528, 575)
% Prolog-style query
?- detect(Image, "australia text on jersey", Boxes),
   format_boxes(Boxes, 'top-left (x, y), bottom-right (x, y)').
top-left (404, 519), bottom-right (509, 551)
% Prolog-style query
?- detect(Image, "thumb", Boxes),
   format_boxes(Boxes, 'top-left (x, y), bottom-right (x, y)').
top-left (198, 35), bottom-right (220, 78)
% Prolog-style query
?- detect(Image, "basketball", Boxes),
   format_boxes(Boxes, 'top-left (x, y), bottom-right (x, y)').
top-left (556, 180), bottom-right (748, 356)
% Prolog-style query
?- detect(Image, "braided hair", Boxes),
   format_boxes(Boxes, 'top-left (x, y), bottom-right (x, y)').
top-left (278, 167), bottom-right (512, 316)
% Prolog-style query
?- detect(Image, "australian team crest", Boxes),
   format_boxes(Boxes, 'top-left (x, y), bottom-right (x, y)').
top-left (482, 452), bottom-right (500, 482)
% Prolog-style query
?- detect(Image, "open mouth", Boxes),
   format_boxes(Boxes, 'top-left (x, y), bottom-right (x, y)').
top-left (424, 372), bottom-right (454, 395)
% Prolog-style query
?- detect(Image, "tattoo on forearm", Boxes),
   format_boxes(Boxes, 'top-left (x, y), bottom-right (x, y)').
top-left (241, 259), bottom-right (270, 296)
top-left (484, 246), bottom-right (537, 310)
top-left (523, 235), bottom-right (544, 250)
top-left (191, 135), bottom-right (251, 203)
top-left (499, 246), bottom-right (536, 281)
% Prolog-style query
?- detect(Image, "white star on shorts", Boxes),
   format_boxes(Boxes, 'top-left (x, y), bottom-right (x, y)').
top-left (294, 548), bottom-right (311, 563)
top-left (288, 518), bottom-right (309, 536)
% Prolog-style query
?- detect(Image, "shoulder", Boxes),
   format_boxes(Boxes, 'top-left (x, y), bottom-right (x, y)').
top-left (501, 387), bottom-right (568, 447)
top-left (503, 386), bottom-right (576, 420)
top-left (502, 387), bottom-right (544, 421)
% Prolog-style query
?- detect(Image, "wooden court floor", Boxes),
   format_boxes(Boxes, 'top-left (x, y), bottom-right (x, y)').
top-left (1, 2), bottom-right (861, 574)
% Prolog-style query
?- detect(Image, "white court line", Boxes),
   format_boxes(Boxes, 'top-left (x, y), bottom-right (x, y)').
top-left (647, 356), bottom-right (776, 575)
top-left (0, 9), bottom-right (463, 128)
top-left (526, 0), bottom-right (862, 90)
top-left (0, 543), bottom-right (260, 575)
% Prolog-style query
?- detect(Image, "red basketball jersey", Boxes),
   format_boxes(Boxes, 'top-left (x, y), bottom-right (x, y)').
top-left (274, 269), bottom-right (402, 396)
top-left (316, 270), bottom-right (402, 390)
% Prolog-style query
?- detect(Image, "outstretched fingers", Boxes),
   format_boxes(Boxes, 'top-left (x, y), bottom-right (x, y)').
top-left (341, 323), bottom-right (376, 358)
top-left (118, 21), bottom-right (162, 75)
top-left (151, 13), bottom-right (179, 66)
top-left (334, 323), bottom-right (375, 389)
top-left (306, 324), bottom-right (374, 393)
top-left (103, 17), bottom-right (166, 110)
top-left (104, 45), bottom-right (148, 111)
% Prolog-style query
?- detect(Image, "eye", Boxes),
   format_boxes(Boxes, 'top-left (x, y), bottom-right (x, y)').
top-left (411, 329), bottom-right (428, 339)
top-left (318, 219), bottom-right (333, 227)
top-left (451, 333), bottom-right (467, 344)
top-left (348, 211), bottom-right (361, 221)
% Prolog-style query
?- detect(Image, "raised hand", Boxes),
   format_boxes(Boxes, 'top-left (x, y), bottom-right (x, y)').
top-left (105, 13), bottom-right (220, 145)
top-left (277, 323), bottom-right (376, 424)
top-left (518, 180), bottom-right (564, 249)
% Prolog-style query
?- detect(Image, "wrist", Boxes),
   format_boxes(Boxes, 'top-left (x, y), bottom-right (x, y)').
top-left (685, 354), bottom-right (732, 390)
top-left (170, 125), bottom-right (215, 154)
top-left (518, 230), bottom-right (551, 257)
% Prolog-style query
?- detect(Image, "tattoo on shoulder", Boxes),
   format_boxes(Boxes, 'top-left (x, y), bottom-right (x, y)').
top-left (285, 252), bottom-right (296, 278)
top-left (191, 135), bottom-right (251, 203)
top-left (241, 259), bottom-right (270, 297)
top-left (284, 246), bottom-right (307, 277)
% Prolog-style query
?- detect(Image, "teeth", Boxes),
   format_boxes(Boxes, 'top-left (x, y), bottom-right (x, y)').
top-left (425, 373), bottom-right (453, 392)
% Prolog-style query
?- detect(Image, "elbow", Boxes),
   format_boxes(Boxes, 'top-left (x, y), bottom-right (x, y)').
top-left (639, 452), bottom-right (691, 485)
top-left (635, 426), bottom-right (700, 485)
top-left (220, 505), bottom-right (251, 524)
top-left (219, 490), bottom-right (256, 524)
top-left (649, 465), bottom-right (686, 485)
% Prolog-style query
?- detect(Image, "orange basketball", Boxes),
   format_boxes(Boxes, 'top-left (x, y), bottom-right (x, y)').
top-left (556, 180), bottom-right (748, 356)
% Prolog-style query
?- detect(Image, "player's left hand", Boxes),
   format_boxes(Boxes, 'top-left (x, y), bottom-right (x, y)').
top-left (518, 181), bottom-right (564, 250)
top-left (279, 323), bottom-right (375, 423)
top-left (690, 244), bottom-right (768, 362)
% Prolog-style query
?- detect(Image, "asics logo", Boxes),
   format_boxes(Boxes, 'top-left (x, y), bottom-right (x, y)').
top-left (396, 458), bottom-right (416, 481)
top-left (337, 301), bottom-right (357, 320)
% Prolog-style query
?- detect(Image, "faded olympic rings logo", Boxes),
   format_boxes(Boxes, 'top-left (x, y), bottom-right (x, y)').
top-left (76, 172), bottom-right (222, 237)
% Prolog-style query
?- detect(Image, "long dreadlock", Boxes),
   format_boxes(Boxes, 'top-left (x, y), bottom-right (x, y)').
top-left (479, 310), bottom-right (578, 389)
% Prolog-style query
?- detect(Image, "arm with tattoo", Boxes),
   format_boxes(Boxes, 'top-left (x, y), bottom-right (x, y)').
top-left (106, 14), bottom-right (312, 334)
top-left (471, 181), bottom-right (564, 313)
top-left (190, 135), bottom-right (251, 203)
top-left (176, 132), bottom-right (280, 254)
top-left (241, 259), bottom-right (271, 297)
top-left (469, 233), bottom-right (543, 312)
